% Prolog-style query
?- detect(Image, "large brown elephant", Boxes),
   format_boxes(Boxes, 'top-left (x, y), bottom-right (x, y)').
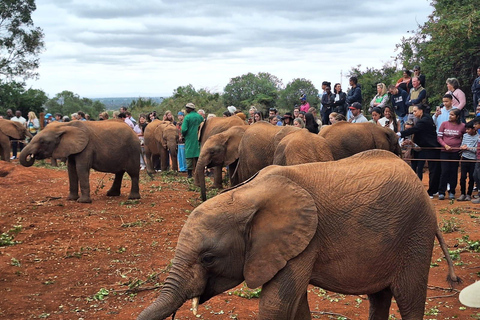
top-left (154, 122), bottom-right (179, 172)
top-left (196, 116), bottom-right (246, 188)
top-left (144, 120), bottom-right (169, 174)
top-left (319, 122), bottom-right (402, 160)
top-left (0, 119), bottom-right (33, 161)
top-left (137, 150), bottom-right (459, 320)
top-left (196, 125), bottom-right (248, 201)
top-left (19, 121), bottom-right (140, 203)
top-left (236, 123), bottom-right (299, 183)
top-left (273, 129), bottom-right (334, 165)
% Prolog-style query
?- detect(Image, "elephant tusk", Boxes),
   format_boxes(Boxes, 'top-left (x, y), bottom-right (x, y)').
top-left (192, 296), bottom-right (199, 316)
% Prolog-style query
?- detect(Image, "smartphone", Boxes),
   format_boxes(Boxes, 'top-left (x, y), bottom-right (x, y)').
top-left (385, 120), bottom-right (390, 125)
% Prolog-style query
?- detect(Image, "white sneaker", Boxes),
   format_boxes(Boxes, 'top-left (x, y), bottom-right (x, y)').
top-left (10, 156), bottom-right (16, 160)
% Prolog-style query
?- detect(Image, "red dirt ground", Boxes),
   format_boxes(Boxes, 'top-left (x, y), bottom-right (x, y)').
top-left (1, 160), bottom-right (480, 320)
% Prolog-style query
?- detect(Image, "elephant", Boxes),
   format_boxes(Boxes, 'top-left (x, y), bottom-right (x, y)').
top-left (19, 120), bottom-right (140, 203)
top-left (144, 120), bottom-right (169, 174)
top-left (273, 129), bottom-right (334, 165)
top-left (318, 122), bottom-right (402, 160)
top-left (196, 125), bottom-right (248, 201)
top-left (154, 122), bottom-right (179, 172)
top-left (0, 119), bottom-right (33, 161)
top-left (197, 115), bottom-right (246, 188)
top-left (137, 150), bottom-right (459, 320)
top-left (236, 123), bottom-right (299, 183)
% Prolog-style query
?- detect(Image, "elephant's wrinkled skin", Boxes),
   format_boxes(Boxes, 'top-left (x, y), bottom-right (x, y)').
top-left (154, 122), bottom-right (179, 172)
top-left (196, 125), bottom-right (248, 201)
top-left (0, 119), bottom-right (33, 161)
top-left (19, 120), bottom-right (141, 203)
top-left (319, 122), bottom-right (402, 159)
top-left (138, 150), bottom-right (458, 320)
top-left (144, 120), bottom-right (169, 174)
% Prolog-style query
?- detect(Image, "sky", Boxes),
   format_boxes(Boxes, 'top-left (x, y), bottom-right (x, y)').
top-left (27, 0), bottom-right (433, 99)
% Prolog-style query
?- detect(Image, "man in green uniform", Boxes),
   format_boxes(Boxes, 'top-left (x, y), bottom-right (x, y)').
top-left (181, 103), bottom-right (204, 178)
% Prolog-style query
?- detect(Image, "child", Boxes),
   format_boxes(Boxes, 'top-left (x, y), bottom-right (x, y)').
top-left (457, 121), bottom-right (479, 201)
top-left (400, 120), bottom-right (421, 178)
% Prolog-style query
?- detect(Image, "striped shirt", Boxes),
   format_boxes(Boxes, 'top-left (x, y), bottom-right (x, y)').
top-left (461, 133), bottom-right (479, 160)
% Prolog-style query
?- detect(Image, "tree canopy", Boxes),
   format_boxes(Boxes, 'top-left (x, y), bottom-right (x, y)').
top-left (44, 91), bottom-right (105, 119)
top-left (277, 78), bottom-right (319, 113)
top-left (0, 0), bottom-right (45, 80)
top-left (0, 80), bottom-right (47, 116)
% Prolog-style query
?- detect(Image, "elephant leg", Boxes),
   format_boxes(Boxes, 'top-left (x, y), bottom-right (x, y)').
top-left (107, 171), bottom-right (124, 197)
top-left (127, 170), bottom-right (141, 199)
top-left (170, 151), bottom-right (178, 171)
top-left (67, 158), bottom-right (79, 201)
top-left (145, 150), bottom-right (154, 174)
top-left (367, 288), bottom-right (392, 320)
top-left (212, 166), bottom-right (223, 189)
top-left (228, 161), bottom-right (239, 186)
top-left (76, 164), bottom-right (92, 203)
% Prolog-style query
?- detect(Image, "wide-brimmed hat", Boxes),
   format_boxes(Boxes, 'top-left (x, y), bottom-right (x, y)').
top-left (185, 103), bottom-right (196, 110)
top-left (227, 106), bottom-right (236, 114)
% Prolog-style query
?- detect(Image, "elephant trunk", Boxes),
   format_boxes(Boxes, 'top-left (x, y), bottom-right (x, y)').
top-left (19, 146), bottom-right (35, 167)
top-left (195, 159), bottom-right (207, 201)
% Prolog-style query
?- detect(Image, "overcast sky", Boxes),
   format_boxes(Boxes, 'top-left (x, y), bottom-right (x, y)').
top-left (27, 0), bottom-right (433, 98)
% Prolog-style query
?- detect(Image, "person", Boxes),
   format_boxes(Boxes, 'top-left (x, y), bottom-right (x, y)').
top-left (253, 111), bottom-right (263, 123)
top-left (4, 109), bottom-right (13, 120)
top-left (54, 113), bottom-right (63, 122)
top-left (398, 104), bottom-right (441, 198)
top-left (268, 115), bottom-right (278, 125)
top-left (207, 113), bottom-right (216, 120)
top-left (149, 111), bottom-right (158, 122)
top-left (134, 114), bottom-right (148, 170)
top-left (332, 83), bottom-right (347, 115)
top-left (370, 107), bottom-right (382, 124)
top-left (369, 83), bottom-right (389, 112)
top-left (304, 113), bottom-right (319, 134)
top-left (176, 111), bottom-right (187, 172)
top-left (293, 106), bottom-right (300, 119)
top-left (181, 103), bottom-right (204, 178)
top-left (321, 85), bottom-right (334, 124)
top-left (293, 117), bottom-right (305, 128)
top-left (346, 76), bottom-right (362, 120)
top-left (446, 77), bottom-right (467, 121)
top-left (198, 109), bottom-right (206, 119)
top-left (348, 102), bottom-right (368, 123)
top-left (26, 111), bottom-right (40, 137)
top-left (395, 69), bottom-right (412, 93)
top-left (10, 110), bottom-right (26, 159)
top-left (472, 117), bottom-right (480, 204)
top-left (329, 112), bottom-right (346, 124)
top-left (378, 105), bottom-right (400, 132)
top-left (399, 120), bottom-right (421, 171)
top-left (76, 111), bottom-right (87, 121)
top-left (406, 77), bottom-right (427, 114)
top-left (227, 106), bottom-right (236, 116)
top-left (437, 108), bottom-right (465, 200)
top-left (268, 108), bottom-right (278, 117)
top-left (163, 110), bottom-right (176, 124)
top-left (99, 111), bottom-right (109, 120)
top-left (44, 113), bottom-right (53, 126)
top-left (299, 94), bottom-right (310, 112)
top-left (282, 112), bottom-right (293, 126)
top-left (121, 112), bottom-right (134, 129)
top-left (248, 106), bottom-right (257, 124)
top-left (410, 65), bottom-right (426, 89)
top-left (471, 67), bottom-right (480, 109)
top-left (298, 111), bottom-right (306, 123)
top-left (457, 121), bottom-right (478, 201)
top-left (433, 94), bottom-right (455, 133)
top-left (120, 106), bottom-right (136, 125)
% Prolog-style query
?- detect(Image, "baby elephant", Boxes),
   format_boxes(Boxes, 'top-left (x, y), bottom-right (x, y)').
top-left (138, 149), bottom-right (458, 320)
top-left (20, 120), bottom-right (141, 203)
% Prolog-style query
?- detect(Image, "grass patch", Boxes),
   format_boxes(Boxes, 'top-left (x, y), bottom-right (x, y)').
top-left (0, 225), bottom-right (22, 247)
top-left (440, 217), bottom-right (461, 233)
top-left (228, 283), bottom-right (261, 299)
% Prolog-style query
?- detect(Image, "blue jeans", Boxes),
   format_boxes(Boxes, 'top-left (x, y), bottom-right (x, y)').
top-left (398, 114), bottom-right (409, 130)
top-left (177, 144), bottom-right (187, 172)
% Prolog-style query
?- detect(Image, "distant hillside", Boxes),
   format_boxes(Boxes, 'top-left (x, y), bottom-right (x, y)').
top-left (91, 97), bottom-right (165, 110)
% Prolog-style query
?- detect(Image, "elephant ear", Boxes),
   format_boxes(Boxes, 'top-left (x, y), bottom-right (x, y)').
top-left (242, 174), bottom-right (318, 289)
top-left (154, 125), bottom-right (167, 148)
top-left (224, 129), bottom-right (245, 165)
top-left (52, 125), bottom-right (88, 158)
top-left (0, 120), bottom-right (24, 139)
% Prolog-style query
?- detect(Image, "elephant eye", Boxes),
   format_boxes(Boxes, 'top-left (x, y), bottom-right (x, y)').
top-left (201, 254), bottom-right (215, 265)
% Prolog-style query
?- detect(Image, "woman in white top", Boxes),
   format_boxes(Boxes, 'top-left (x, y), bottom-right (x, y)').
top-left (378, 105), bottom-right (401, 133)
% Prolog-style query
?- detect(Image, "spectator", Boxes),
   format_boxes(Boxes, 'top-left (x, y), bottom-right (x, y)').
top-left (163, 110), bottom-right (176, 125)
top-left (476, 102), bottom-right (480, 117)
top-left (298, 111), bottom-right (306, 123)
top-left (269, 108), bottom-right (278, 117)
top-left (370, 107), bottom-right (383, 124)
top-left (332, 83), bottom-right (347, 115)
top-left (26, 111), bottom-right (40, 137)
top-left (222, 110), bottom-right (232, 117)
top-left (149, 111), bottom-right (158, 122)
top-left (5, 109), bottom-right (13, 120)
top-left (299, 94), bottom-right (310, 112)
top-left (406, 77), bottom-right (427, 112)
top-left (410, 65), bottom-right (426, 89)
top-left (70, 112), bottom-right (77, 121)
top-left (446, 77), bottom-right (467, 121)
top-left (62, 116), bottom-right (70, 122)
top-left (54, 113), bottom-right (63, 122)
top-left (471, 67), bottom-right (480, 109)
top-left (472, 117), bottom-right (480, 204)
top-left (112, 111), bottom-right (119, 119)
top-left (134, 114), bottom-right (148, 170)
top-left (319, 81), bottom-right (330, 115)
top-left (293, 106), bottom-right (300, 119)
top-left (268, 115), bottom-right (278, 125)
top-left (207, 113), bottom-right (216, 120)
top-left (369, 83), bottom-right (389, 112)
top-left (308, 107), bottom-right (322, 127)
top-left (346, 76), bottom-right (362, 120)
top-left (321, 86), bottom-right (334, 124)
top-left (282, 112), bottom-right (293, 126)
top-left (293, 117), bottom-right (305, 128)
top-left (120, 106), bottom-right (136, 124)
top-left (85, 114), bottom-right (92, 121)
top-left (44, 113), bottom-right (53, 126)
top-left (348, 102), bottom-right (368, 123)
top-left (398, 104), bottom-right (441, 198)
top-left (99, 111), bottom-right (109, 120)
top-left (457, 120), bottom-right (478, 201)
top-left (248, 106), bottom-right (257, 124)
top-left (121, 112), bottom-right (134, 129)
top-left (227, 106), bottom-right (237, 116)
top-left (253, 111), bottom-right (263, 123)
top-left (400, 120), bottom-right (421, 171)
top-left (198, 109), bottom-right (206, 119)
top-left (328, 112), bottom-right (346, 124)
top-left (395, 69), bottom-right (412, 93)
top-left (77, 111), bottom-right (87, 121)
top-left (437, 108), bottom-right (465, 200)
top-left (181, 103), bottom-right (204, 178)
top-left (378, 105), bottom-right (400, 132)
top-left (305, 113), bottom-right (319, 134)
top-left (176, 111), bottom-right (187, 173)
top-left (433, 94), bottom-right (455, 133)
top-left (10, 110), bottom-right (26, 159)
top-left (388, 85), bottom-right (409, 129)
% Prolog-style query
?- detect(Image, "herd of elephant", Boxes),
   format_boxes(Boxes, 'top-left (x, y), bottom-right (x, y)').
top-left (1, 117), bottom-right (461, 319)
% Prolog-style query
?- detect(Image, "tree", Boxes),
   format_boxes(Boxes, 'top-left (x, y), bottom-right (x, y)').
top-left (277, 78), bottom-right (319, 113)
top-left (44, 91), bottom-right (106, 119)
top-left (0, 0), bottom-right (45, 80)
top-left (395, 0), bottom-right (480, 107)
top-left (0, 80), bottom-right (47, 115)
top-left (222, 72), bottom-right (283, 112)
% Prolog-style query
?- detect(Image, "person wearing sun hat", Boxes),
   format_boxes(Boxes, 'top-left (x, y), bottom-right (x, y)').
top-left (181, 103), bottom-right (204, 178)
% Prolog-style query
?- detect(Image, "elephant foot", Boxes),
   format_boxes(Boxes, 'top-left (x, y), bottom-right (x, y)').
top-left (106, 189), bottom-right (121, 197)
top-left (67, 194), bottom-right (79, 201)
top-left (77, 196), bottom-right (92, 203)
top-left (128, 193), bottom-right (141, 200)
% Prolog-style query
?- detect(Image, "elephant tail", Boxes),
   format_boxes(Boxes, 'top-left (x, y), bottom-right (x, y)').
top-left (436, 227), bottom-right (462, 287)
